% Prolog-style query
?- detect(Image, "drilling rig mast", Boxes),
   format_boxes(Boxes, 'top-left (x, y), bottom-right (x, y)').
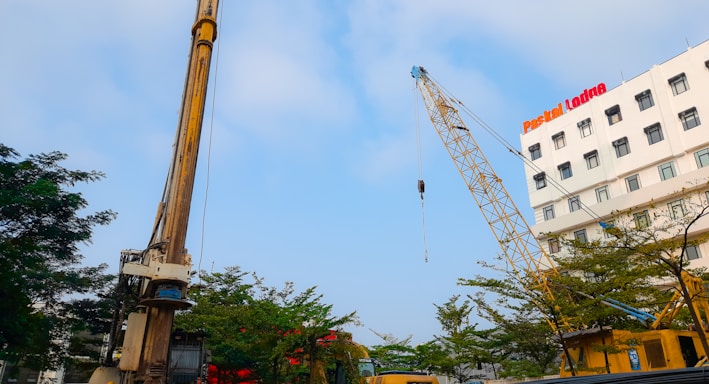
top-left (91, 2), bottom-right (220, 384)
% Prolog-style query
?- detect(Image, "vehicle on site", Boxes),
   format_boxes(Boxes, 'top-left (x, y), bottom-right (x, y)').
top-left (411, 65), bottom-right (709, 377)
top-left (365, 371), bottom-right (439, 384)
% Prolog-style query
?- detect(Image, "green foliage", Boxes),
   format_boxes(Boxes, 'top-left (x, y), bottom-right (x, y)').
top-left (0, 144), bottom-right (116, 370)
top-left (367, 343), bottom-right (417, 371)
top-left (412, 341), bottom-right (448, 373)
top-left (426, 296), bottom-right (488, 383)
top-left (461, 268), bottom-right (566, 379)
top-left (434, 295), bottom-right (473, 336)
top-left (466, 291), bottom-right (560, 379)
top-left (174, 266), bottom-right (360, 384)
top-left (549, 233), bottom-right (671, 331)
top-left (581, 195), bottom-right (709, 353)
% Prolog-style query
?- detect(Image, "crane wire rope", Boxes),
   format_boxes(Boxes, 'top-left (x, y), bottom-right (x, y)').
top-left (424, 71), bottom-right (604, 224)
top-left (414, 81), bottom-right (429, 263)
top-left (197, 0), bottom-right (224, 285)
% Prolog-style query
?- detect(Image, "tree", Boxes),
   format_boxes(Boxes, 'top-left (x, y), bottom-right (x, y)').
top-left (412, 341), bottom-right (449, 375)
top-left (0, 144), bottom-right (116, 371)
top-left (461, 270), bottom-right (567, 378)
top-left (366, 331), bottom-right (417, 372)
top-left (174, 266), bottom-right (361, 384)
top-left (367, 343), bottom-right (417, 372)
top-left (176, 267), bottom-right (263, 379)
top-left (578, 187), bottom-right (709, 356)
top-left (549, 233), bottom-right (670, 332)
top-left (428, 296), bottom-right (487, 384)
top-left (470, 293), bottom-right (559, 379)
top-left (277, 285), bottom-right (360, 384)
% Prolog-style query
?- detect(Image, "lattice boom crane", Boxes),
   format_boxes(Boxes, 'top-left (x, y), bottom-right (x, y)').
top-left (411, 65), bottom-right (563, 331)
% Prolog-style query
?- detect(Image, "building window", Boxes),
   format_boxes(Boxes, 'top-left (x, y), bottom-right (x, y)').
top-left (658, 161), bottom-right (676, 181)
top-left (595, 185), bottom-right (610, 203)
top-left (548, 239), bottom-right (560, 254)
top-left (635, 90), bottom-right (654, 111)
top-left (552, 132), bottom-right (566, 149)
top-left (695, 148), bottom-right (709, 168)
top-left (534, 172), bottom-right (547, 190)
top-left (634, 210), bottom-right (651, 229)
top-left (558, 162), bottom-right (572, 180)
top-left (578, 118), bottom-right (592, 138)
top-left (613, 137), bottom-right (630, 157)
top-left (574, 229), bottom-right (588, 244)
top-left (605, 105), bottom-right (622, 125)
top-left (669, 73), bottom-right (689, 95)
top-left (686, 245), bottom-right (702, 261)
top-left (529, 143), bottom-right (542, 160)
top-left (644, 123), bottom-right (664, 145)
top-left (568, 196), bottom-right (581, 212)
top-left (584, 150), bottom-right (599, 169)
top-left (679, 107), bottom-right (701, 130)
top-left (543, 205), bottom-right (555, 221)
top-left (626, 174), bottom-right (640, 192)
top-left (668, 199), bottom-right (685, 219)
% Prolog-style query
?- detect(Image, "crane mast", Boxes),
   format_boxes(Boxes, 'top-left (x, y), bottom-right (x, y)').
top-left (411, 66), bottom-right (563, 331)
top-left (117, 2), bottom-right (220, 384)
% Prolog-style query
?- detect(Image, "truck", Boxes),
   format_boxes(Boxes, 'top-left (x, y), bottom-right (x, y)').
top-left (365, 371), bottom-right (439, 384)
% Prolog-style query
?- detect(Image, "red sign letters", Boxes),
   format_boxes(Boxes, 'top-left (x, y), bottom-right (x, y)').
top-left (523, 83), bottom-right (606, 133)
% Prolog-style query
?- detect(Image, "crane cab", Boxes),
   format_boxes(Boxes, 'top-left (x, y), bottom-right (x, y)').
top-left (560, 328), bottom-right (705, 377)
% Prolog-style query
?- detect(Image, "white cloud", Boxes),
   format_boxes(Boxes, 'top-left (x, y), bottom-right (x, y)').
top-left (213, 1), bottom-right (357, 150)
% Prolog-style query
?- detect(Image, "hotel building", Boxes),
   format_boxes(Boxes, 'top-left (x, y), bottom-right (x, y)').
top-left (519, 39), bottom-right (709, 268)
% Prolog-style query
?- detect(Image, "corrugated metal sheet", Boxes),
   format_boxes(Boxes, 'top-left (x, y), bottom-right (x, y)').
top-left (168, 332), bottom-right (205, 384)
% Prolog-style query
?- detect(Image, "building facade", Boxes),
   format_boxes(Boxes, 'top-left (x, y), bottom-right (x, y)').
top-left (519, 39), bottom-right (709, 268)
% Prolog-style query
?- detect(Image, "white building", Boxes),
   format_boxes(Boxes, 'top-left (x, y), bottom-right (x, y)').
top-left (519, 39), bottom-right (709, 268)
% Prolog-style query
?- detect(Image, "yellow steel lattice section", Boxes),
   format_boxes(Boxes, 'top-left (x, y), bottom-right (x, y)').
top-left (412, 66), bottom-right (565, 331)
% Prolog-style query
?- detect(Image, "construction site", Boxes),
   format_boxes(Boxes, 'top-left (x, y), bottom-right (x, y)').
top-left (3, 1), bottom-right (709, 384)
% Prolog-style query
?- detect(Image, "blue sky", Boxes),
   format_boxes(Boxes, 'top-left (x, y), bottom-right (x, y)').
top-left (3, 0), bottom-right (709, 347)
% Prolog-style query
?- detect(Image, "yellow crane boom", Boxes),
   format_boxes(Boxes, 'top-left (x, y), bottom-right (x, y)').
top-left (411, 66), bottom-right (562, 330)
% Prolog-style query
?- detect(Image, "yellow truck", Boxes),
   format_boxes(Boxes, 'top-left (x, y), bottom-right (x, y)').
top-left (365, 371), bottom-right (439, 384)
